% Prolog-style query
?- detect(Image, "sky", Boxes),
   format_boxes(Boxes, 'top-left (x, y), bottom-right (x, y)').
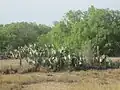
top-left (0, 0), bottom-right (120, 25)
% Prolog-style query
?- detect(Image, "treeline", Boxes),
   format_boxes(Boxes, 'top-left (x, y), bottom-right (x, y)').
top-left (0, 22), bottom-right (51, 53)
top-left (1, 6), bottom-right (120, 56)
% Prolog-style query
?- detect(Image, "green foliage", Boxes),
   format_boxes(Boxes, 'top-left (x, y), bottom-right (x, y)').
top-left (1, 6), bottom-right (120, 71)
top-left (11, 44), bottom-right (120, 71)
top-left (48, 6), bottom-right (120, 56)
top-left (1, 6), bottom-right (120, 56)
top-left (0, 22), bottom-right (51, 52)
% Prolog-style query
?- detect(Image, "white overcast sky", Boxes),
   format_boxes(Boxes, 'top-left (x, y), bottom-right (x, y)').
top-left (0, 0), bottom-right (120, 25)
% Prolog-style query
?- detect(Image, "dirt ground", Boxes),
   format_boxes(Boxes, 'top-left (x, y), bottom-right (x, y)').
top-left (0, 69), bottom-right (120, 90)
top-left (0, 59), bottom-right (120, 90)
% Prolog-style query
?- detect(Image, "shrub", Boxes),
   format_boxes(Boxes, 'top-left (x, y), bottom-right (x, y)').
top-left (10, 44), bottom-right (120, 72)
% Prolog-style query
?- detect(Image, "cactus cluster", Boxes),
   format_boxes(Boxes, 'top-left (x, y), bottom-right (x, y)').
top-left (10, 44), bottom-right (120, 71)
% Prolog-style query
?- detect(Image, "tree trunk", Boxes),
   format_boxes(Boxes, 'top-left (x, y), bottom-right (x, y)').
top-left (20, 58), bottom-right (22, 66)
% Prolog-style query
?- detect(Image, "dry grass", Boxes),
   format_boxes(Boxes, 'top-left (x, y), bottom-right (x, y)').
top-left (0, 59), bottom-right (29, 70)
top-left (0, 59), bottom-right (37, 74)
top-left (23, 82), bottom-right (120, 90)
top-left (1, 59), bottom-right (120, 90)
top-left (108, 57), bottom-right (120, 62)
top-left (0, 69), bottom-right (120, 90)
